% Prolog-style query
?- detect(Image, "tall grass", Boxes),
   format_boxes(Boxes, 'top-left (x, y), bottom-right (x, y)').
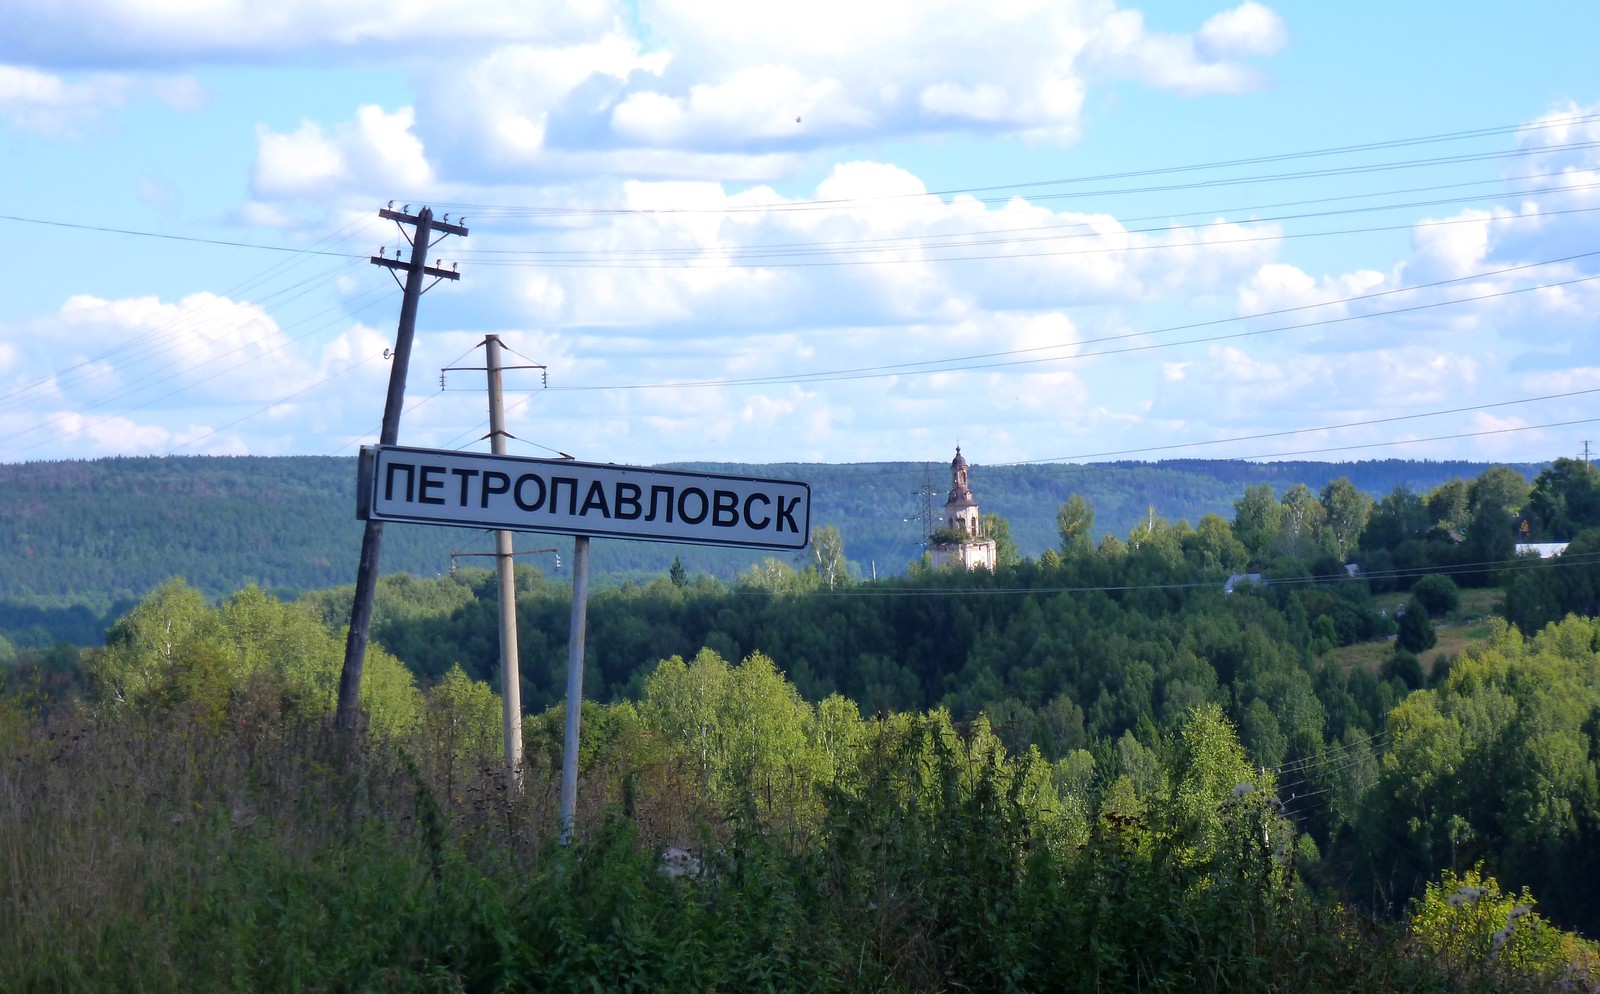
top-left (1, 675), bottom-right (1591, 993)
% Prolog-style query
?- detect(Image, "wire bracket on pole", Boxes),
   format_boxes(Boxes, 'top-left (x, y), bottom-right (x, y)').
top-left (373, 207), bottom-right (467, 293)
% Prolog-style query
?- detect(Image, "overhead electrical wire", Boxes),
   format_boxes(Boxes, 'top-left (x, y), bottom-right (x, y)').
top-left (0, 214), bottom-right (379, 411)
top-left (8, 115), bottom-right (1592, 264)
top-left (0, 258), bottom-right (368, 417)
top-left (0, 214), bottom-right (378, 423)
top-left (1021, 385), bottom-right (1600, 464)
top-left (1274, 731), bottom-right (1388, 779)
top-left (458, 180), bottom-right (1600, 268)
top-left (2, 282), bottom-right (397, 460)
top-left (721, 549), bottom-right (1600, 599)
top-left (0, 212), bottom-right (370, 257)
top-left (441, 382), bottom-right (1600, 483)
top-left (433, 111), bottom-right (1600, 218)
top-left (1182, 416), bottom-right (1600, 463)
top-left (535, 257), bottom-right (1600, 393)
top-left (169, 349), bottom-right (390, 455)
top-left (10, 110), bottom-right (1598, 464)
top-left (326, 340), bottom-right (493, 456)
top-left (2, 278), bottom-right (391, 443)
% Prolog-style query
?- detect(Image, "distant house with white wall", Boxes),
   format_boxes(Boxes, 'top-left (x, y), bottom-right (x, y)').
top-left (1224, 573), bottom-right (1265, 594)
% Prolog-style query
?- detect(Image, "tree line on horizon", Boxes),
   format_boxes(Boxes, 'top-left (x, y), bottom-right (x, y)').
top-left (0, 455), bottom-right (1552, 640)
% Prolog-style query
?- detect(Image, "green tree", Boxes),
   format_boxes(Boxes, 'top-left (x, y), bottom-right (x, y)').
top-left (424, 663), bottom-right (504, 769)
top-left (92, 577), bottom-right (211, 705)
top-left (668, 556), bottom-right (687, 587)
top-left (1470, 464), bottom-right (1532, 517)
top-left (1056, 494), bottom-right (1095, 557)
top-left (981, 512), bottom-right (1020, 567)
top-left (1526, 457), bottom-right (1600, 540)
top-left (1320, 477), bottom-right (1374, 559)
top-left (1186, 513), bottom-right (1248, 572)
top-left (1426, 479), bottom-right (1471, 531)
top-left (1278, 483), bottom-right (1327, 560)
top-left (640, 648), bottom-right (823, 808)
top-left (736, 557), bottom-right (810, 594)
top-left (1097, 533), bottom-right (1127, 560)
top-left (90, 579), bottom-right (421, 735)
top-left (1396, 597), bottom-right (1437, 653)
top-left (1381, 650), bottom-right (1425, 690)
top-left (1362, 616), bottom-right (1600, 930)
top-left (1504, 528), bottom-right (1600, 630)
top-left (1126, 506), bottom-right (1187, 570)
top-left (809, 524), bottom-right (848, 590)
top-left (1362, 486), bottom-right (1432, 549)
top-left (1466, 500), bottom-right (1516, 567)
top-left (1232, 484), bottom-right (1282, 560)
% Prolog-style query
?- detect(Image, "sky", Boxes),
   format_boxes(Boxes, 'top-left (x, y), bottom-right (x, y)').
top-left (1, 0), bottom-right (1598, 472)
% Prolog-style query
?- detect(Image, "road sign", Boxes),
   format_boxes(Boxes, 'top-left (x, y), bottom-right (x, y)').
top-left (358, 444), bottom-right (811, 550)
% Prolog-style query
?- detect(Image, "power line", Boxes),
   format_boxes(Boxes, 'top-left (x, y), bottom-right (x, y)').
top-left (1275, 731), bottom-right (1388, 779)
top-left (167, 349), bottom-right (389, 454)
top-left (1176, 415), bottom-right (1600, 464)
top-left (437, 389), bottom-right (1585, 493)
top-left (721, 549), bottom-right (1600, 599)
top-left (1021, 386), bottom-right (1600, 464)
top-left (0, 258), bottom-right (367, 417)
top-left (433, 110), bottom-right (1600, 218)
top-left (459, 183), bottom-right (1600, 267)
top-left (460, 202), bottom-right (1600, 270)
top-left (1, 283), bottom-right (397, 460)
top-left (542, 261), bottom-right (1600, 393)
top-left (0, 212), bottom-right (370, 257)
top-left (0, 215), bottom-right (377, 411)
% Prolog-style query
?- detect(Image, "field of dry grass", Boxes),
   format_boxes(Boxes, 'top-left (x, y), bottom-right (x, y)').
top-left (1321, 587), bottom-right (1503, 678)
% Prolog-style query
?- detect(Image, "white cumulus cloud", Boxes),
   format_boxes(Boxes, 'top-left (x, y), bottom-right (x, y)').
top-left (0, 0), bottom-right (618, 67)
top-left (252, 104), bottom-right (431, 201)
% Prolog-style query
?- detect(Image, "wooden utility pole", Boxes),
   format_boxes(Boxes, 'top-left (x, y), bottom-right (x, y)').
top-left (337, 206), bottom-right (467, 731)
top-left (484, 335), bottom-right (524, 779)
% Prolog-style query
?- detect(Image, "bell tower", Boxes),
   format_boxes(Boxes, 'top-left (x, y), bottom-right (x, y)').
top-left (929, 445), bottom-right (998, 570)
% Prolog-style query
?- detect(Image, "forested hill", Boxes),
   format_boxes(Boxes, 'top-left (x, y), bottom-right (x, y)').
top-left (1, 454), bottom-right (1541, 643)
top-left (673, 457), bottom-right (1545, 576)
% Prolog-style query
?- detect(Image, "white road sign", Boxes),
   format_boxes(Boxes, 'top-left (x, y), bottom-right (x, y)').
top-left (358, 445), bottom-right (811, 550)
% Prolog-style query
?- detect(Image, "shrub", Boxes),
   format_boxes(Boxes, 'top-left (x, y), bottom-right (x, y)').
top-left (1382, 650), bottom-right (1425, 690)
top-left (1411, 574), bottom-right (1461, 618)
top-left (1396, 598), bottom-right (1437, 653)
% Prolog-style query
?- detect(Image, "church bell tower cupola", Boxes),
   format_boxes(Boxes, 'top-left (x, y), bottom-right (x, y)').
top-left (944, 446), bottom-right (980, 537)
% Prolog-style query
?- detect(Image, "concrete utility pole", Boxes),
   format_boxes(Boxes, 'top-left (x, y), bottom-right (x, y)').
top-left (484, 335), bottom-right (524, 780)
top-left (337, 206), bottom-right (467, 731)
top-left (560, 535), bottom-right (592, 844)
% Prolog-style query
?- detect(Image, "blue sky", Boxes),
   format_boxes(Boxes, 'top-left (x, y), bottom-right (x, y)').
top-left (2, 0), bottom-right (1597, 470)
